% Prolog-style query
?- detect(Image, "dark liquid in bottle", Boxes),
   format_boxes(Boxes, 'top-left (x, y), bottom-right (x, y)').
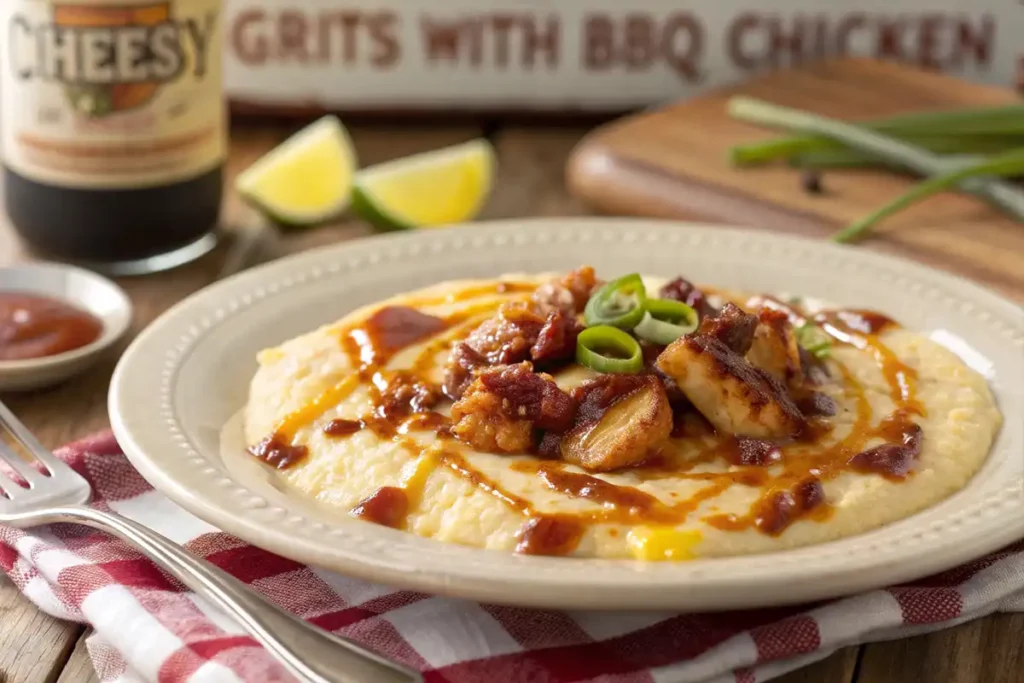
top-left (5, 165), bottom-right (222, 267)
top-left (0, 0), bottom-right (226, 274)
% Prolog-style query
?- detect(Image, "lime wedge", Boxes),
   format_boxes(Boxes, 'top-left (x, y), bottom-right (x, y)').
top-left (351, 139), bottom-right (495, 231)
top-left (235, 116), bottom-right (357, 226)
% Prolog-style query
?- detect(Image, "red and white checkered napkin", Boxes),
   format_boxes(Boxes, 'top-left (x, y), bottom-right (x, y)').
top-left (3, 432), bottom-right (1024, 683)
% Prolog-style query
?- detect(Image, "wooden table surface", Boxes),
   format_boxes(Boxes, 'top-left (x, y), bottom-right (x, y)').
top-left (1, 120), bottom-right (1021, 683)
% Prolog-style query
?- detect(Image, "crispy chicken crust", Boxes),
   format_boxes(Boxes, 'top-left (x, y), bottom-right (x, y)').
top-left (560, 375), bottom-right (673, 472)
top-left (450, 363), bottom-right (576, 453)
top-left (450, 380), bottom-right (535, 453)
top-left (656, 334), bottom-right (806, 439)
top-left (747, 308), bottom-right (804, 389)
top-left (696, 302), bottom-right (758, 355)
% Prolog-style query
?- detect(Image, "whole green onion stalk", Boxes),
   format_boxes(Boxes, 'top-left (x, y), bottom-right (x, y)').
top-left (727, 97), bottom-right (1024, 230)
top-left (730, 104), bottom-right (1024, 166)
top-left (833, 147), bottom-right (1024, 243)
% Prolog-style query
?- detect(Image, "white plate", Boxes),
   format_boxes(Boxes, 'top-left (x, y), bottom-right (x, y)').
top-left (108, 219), bottom-right (1024, 611)
top-left (0, 263), bottom-right (132, 392)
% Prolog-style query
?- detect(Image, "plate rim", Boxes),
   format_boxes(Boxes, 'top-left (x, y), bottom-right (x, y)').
top-left (108, 217), bottom-right (1024, 611)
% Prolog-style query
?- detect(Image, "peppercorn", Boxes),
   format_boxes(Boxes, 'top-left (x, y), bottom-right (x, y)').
top-left (801, 169), bottom-right (824, 195)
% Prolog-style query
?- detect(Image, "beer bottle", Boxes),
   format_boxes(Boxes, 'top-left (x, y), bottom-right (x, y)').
top-left (0, 0), bottom-right (225, 275)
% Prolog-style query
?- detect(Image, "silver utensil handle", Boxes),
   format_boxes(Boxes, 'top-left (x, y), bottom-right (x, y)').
top-left (48, 505), bottom-right (422, 683)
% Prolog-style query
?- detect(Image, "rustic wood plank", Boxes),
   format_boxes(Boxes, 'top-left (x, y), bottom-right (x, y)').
top-left (0, 580), bottom-right (80, 683)
top-left (55, 631), bottom-right (100, 683)
top-left (774, 648), bottom-right (859, 683)
top-left (484, 126), bottom-right (593, 219)
top-left (0, 121), bottom-right (484, 683)
top-left (856, 613), bottom-right (1024, 683)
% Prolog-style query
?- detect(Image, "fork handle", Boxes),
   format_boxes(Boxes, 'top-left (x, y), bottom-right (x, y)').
top-left (48, 506), bottom-right (423, 683)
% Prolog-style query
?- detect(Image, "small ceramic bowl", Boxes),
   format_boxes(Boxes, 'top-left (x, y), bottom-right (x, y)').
top-left (0, 263), bottom-right (132, 392)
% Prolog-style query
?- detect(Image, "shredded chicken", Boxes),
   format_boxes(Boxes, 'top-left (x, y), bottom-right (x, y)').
top-left (655, 334), bottom-right (806, 439)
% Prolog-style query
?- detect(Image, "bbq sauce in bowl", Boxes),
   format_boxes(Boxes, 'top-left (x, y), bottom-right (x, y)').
top-left (0, 292), bottom-right (104, 361)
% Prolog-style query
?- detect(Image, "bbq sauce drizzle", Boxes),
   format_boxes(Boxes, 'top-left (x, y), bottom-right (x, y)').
top-left (250, 282), bottom-right (924, 557)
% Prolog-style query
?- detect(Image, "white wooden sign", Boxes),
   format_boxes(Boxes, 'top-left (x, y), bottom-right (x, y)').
top-left (223, 0), bottom-right (1023, 112)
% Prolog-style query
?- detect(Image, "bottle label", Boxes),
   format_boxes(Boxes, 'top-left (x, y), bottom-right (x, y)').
top-left (0, 0), bottom-right (225, 189)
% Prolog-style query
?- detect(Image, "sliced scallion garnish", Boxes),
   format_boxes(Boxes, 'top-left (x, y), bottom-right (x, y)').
top-left (576, 325), bottom-right (644, 374)
top-left (634, 298), bottom-right (699, 345)
top-left (796, 323), bottom-right (831, 359)
top-left (583, 273), bottom-right (647, 330)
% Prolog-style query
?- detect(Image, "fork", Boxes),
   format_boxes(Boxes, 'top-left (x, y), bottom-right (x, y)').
top-left (0, 400), bottom-right (422, 683)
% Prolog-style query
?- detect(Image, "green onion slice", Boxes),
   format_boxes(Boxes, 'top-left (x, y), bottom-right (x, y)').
top-left (583, 273), bottom-right (647, 329)
top-left (796, 322), bottom-right (832, 359)
top-left (634, 298), bottom-right (699, 345)
top-left (576, 325), bottom-right (644, 374)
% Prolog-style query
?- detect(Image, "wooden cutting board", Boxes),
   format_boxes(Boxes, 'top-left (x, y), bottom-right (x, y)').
top-left (567, 58), bottom-right (1024, 299)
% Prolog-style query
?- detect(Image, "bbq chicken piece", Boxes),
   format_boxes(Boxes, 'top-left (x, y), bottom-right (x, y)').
top-left (450, 386), bottom-right (534, 454)
top-left (696, 302), bottom-right (758, 355)
top-left (441, 302), bottom-right (546, 400)
top-left (464, 301), bottom-right (546, 365)
top-left (560, 375), bottom-right (672, 472)
top-left (442, 342), bottom-right (486, 401)
top-left (655, 334), bottom-right (805, 440)
top-left (746, 308), bottom-right (804, 389)
top-left (443, 269), bottom-right (598, 400)
top-left (450, 362), bottom-right (576, 454)
top-left (530, 309), bottom-right (581, 366)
